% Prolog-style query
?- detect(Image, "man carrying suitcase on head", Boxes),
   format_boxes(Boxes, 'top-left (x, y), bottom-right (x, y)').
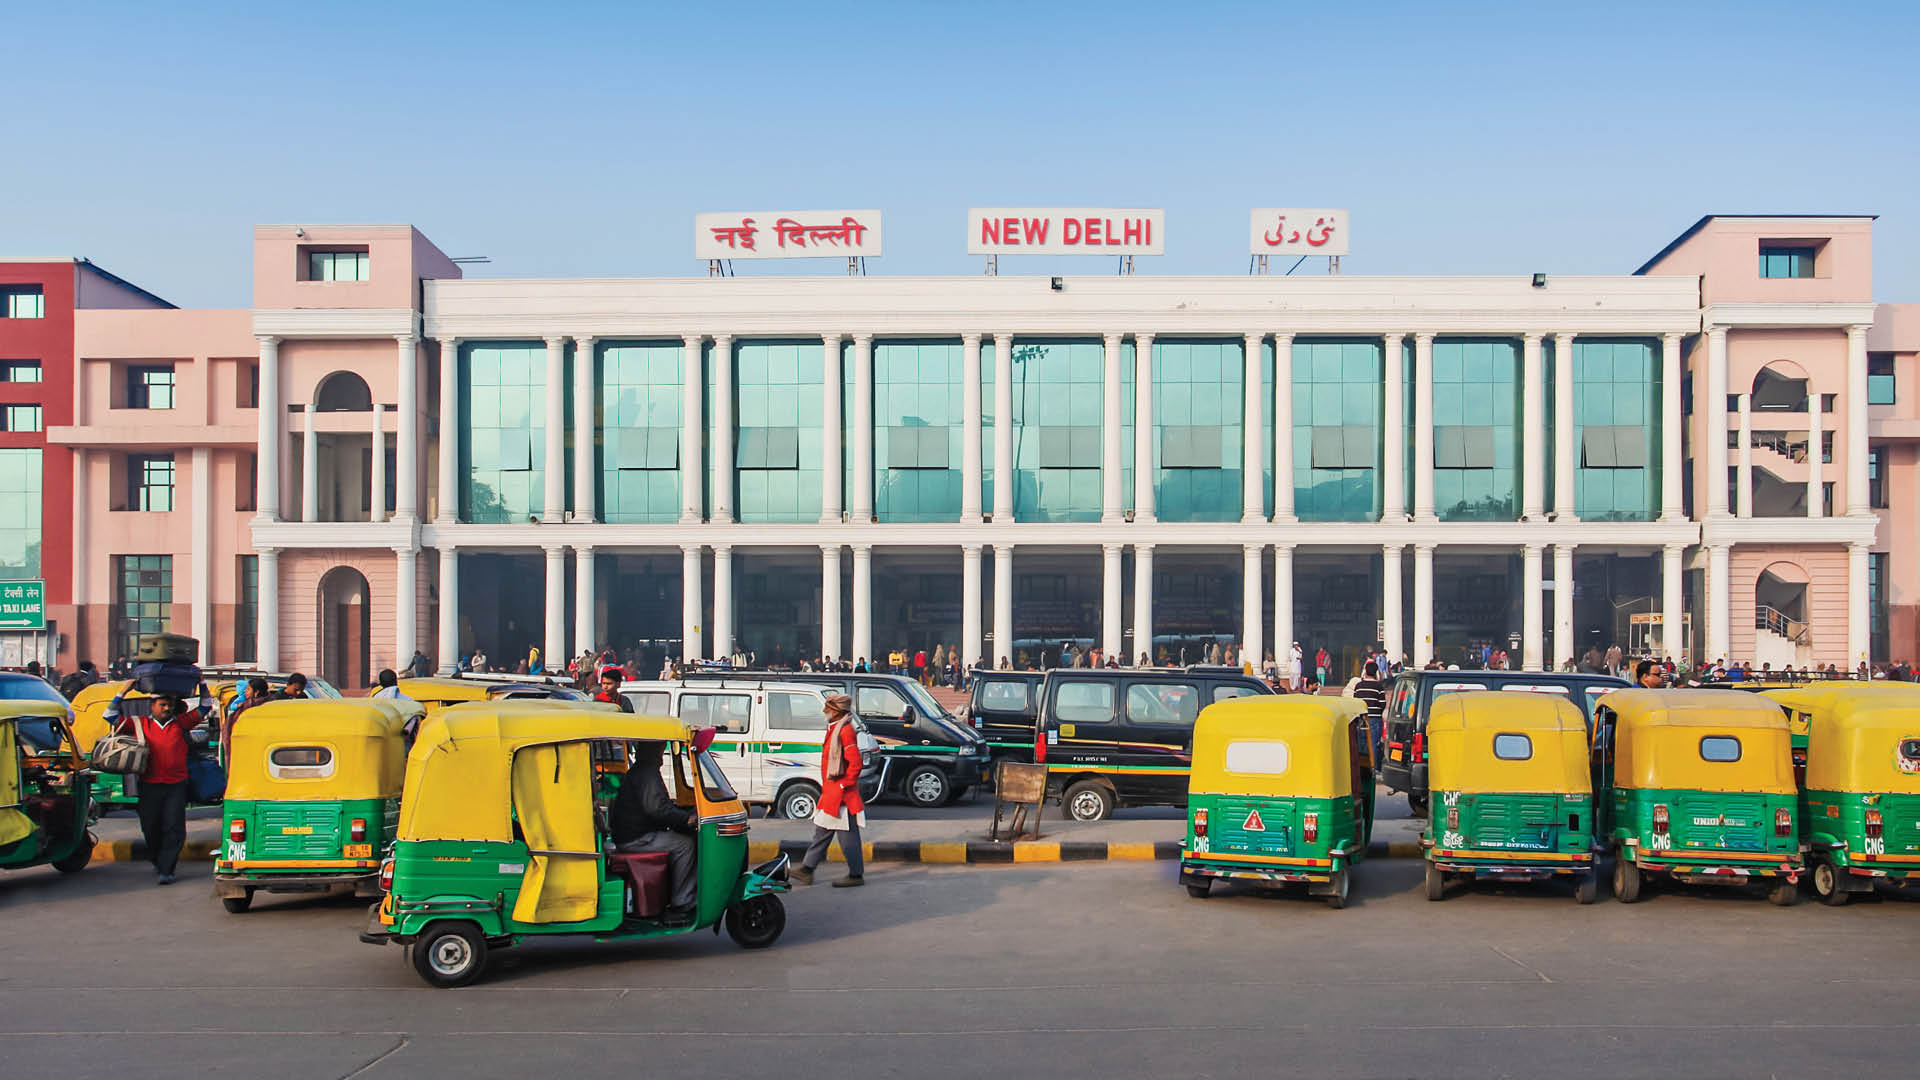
top-left (107, 683), bottom-right (216, 885)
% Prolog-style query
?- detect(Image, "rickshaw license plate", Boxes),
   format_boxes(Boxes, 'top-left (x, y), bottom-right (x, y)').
top-left (281, 826), bottom-right (314, 835)
top-left (344, 844), bottom-right (373, 858)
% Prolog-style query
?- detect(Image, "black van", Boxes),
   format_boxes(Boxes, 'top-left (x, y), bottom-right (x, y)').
top-left (964, 670), bottom-right (1046, 766)
top-left (1036, 667), bottom-right (1272, 821)
top-left (1375, 669), bottom-right (1630, 813)
top-left (683, 670), bottom-right (991, 808)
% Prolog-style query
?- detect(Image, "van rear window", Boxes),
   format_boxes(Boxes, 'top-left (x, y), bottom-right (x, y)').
top-left (980, 681), bottom-right (1030, 710)
top-left (1502, 684), bottom-right (1570, 696)
top-left (1431, 683), bottom-right (1489, 700)
top-left (1225, 740), bottom-right (1290, 775)
top-left (1699, 736), bottom-right (1742, 762)
top-left (1492, 734), bottom-right (1533, 760)
top-left (1055, 682), bottom-right (1115, 725)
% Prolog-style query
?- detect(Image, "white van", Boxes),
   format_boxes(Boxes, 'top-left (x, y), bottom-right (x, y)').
top-left (622, 680), bottom-right (882, 820)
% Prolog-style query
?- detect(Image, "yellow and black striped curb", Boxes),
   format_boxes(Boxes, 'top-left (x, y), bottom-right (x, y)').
top-left (92, 838), bottom-right (1425, 866)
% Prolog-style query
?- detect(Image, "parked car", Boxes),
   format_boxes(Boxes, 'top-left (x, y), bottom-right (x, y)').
top-left (964, 670), bottom-right (1045, 767)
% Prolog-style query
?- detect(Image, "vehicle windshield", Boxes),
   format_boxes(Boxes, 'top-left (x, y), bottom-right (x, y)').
top-left (0, 674), bottom-right (67, 704)
top-left (305, 678), bottom-right (344, 699)
top-left (898, 681), bottom-right (977, 743)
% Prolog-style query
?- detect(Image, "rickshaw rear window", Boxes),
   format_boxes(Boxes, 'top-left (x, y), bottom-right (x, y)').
top-left (1492, 734), bottom-right (1533, 760)
top-left (1224, 740), bottom-right (1289, 775)
top-left (270, 747), bottom-right (330, 767)
top-left (1699, 736), bottom-right (1741, 762)
top-left (695, 751), bottom-right (736, 801)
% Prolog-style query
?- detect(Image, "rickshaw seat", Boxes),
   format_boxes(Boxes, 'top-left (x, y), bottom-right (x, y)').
top-left (607, 851), bottom-right (670, 918)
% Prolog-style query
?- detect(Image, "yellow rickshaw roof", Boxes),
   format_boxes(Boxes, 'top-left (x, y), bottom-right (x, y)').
top-left (1427, 692), bottom-right (1591, 794)
top-left (1193, 694), bottom-right (1365, 739)
top-left (1425, 690), bottom-right (1588, 734)
top-left (1188, 695), bottom-right (1364, 799)
top-left (418, 701), bottom-right (685, 749)
top-left (1599, 688), bottom-right (1789, 730)
top-left (1803, 692), bottom-right (1920, 793)
top-left (1603, 689), bottom-right (1795, 793)
top-left (226, 701), bottom-right (410, 800)
top-left (229, 699), bottom-right (410, 738)
top-left (0, 700), bottom-right (71, 720)
top-left (69, 680), bottom-right (133, 709)
top-left (395, 676), bottom-right (495, 700)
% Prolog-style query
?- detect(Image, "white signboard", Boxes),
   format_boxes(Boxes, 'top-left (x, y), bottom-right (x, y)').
top-left (1250, 208), bottom-right (1348, 256)
top-left (968, 208), bottom-right (1164, 256)
top-left (695, 210), bottom-right (882, 260)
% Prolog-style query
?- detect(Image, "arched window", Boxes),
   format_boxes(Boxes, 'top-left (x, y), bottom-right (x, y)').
top-left (314, 371), bottom-right (373, 412)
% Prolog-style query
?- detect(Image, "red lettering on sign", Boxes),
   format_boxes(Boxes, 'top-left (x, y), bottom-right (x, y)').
top-left (1085, 217), bottom-right (1102, 245)
top-left (980, 218), bottom-right (1001, 245)
top-left (1124, 218), bottom-right (1143, 244)
top-left (1004, 217), bottom-right (1021, 245)
top-left (1023, 218), bottom-right (1049, 245)
top-left (1145, 219), bottom-right (1151, 245)
top-left (1062, 218), bottom-right (1081, 245)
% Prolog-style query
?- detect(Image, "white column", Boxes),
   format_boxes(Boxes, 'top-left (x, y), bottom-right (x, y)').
top-left (190, 446), bottom-right (212, 647)
top-left (1133, 333), bottom-right (1156, 523)
top-left (1413, 333), bottom-right (1436, 520)
top-left (1522, 332), bottom-right (1546, 520)
top-left (543, 544), bottom-right (566, 667)
top-left (712, 545), bottom-right (733, 660)
top-left (1737, 394), bottom-right (1754, 518)
top-left (1705, 327), bottom-right (1730, 518)
top-left (1662, 543), bottom-right (1685, 665)
top-left (1273, 545), bottom-right (1295, 680)
top-left (1847, 324), bottom-right (1872, 516)
top-left (1272, 332), bottom-right (1296, 522)
top-left (992, 543), bottom-right (1014, 666)
top-left (820, 334), bottom-right (843, 524)
top-left (1707, 543), bottom-right (1732, 662)
top-left (1381, 334), bottom-right (1405, 522)
top-left (962, 544), bottom-right (983, 668)
top-left (851, 544), bottom-right (873, 662)
top-left (369, 403), bottom-right (387, 523)
top-left (1101, 543), bottom-right (1124, 657)
top-left (1240, 543), bottom-right (1264, 669)
top-left (258, 548), bottom-right (280, 670)
top-left (1382, 545), bottom-right (1403, 665)
top-left (435, 547), bottom-right (458, 674)
top-left (1133, 543), bottom-right (1154, 665)
top-left (436, 338), bottom-right (459, 523)
top-left (1848, 543), bottom-right (1870, 668)
top-left (1102, 333), bottom-right (1125, 523)
top-left (1807, 389), bottom-right (1825, 518)
top-left (1661, 333), bottom-right (1685, 520)
top-left (1554, 545), bottom-right (1576, 670)
top-left (573, 336), bottom-right (596, 523)
top-left (962, 334), bottom-right (983, 523)
top-left (1243, 332), bottom-right (1266, 522)
top-left (681, 545), bottom-right (703, 662)
top-left (300, 403), bottom-right (318, 522)
top-left (394, 335), bottom-right (419, 523)
top-left (1413, 544), bottom-right (1435, 666)
top-left (543, 336), bottom-right (566, 523)
top-left (992, 334), bottom-right (1015, 522)
top-left (573, 546), bottom-right (595, 658)
top-left (255, 336), bottom-right (281, 521)
top-left (395, 546), bottom-right (417, 670)
top-left (1522, 543), bottom-right (1544, 670)
top-left (851, 334), bottom-right (875, 523)
top-left (710, 334), bottom-right (734, 524)
top-left (680, 335), bottom-right (705, 523)
top-left (1553, 333), bottom-right (1578, 521)
top-left (820, 545), bottom-right (842, 661)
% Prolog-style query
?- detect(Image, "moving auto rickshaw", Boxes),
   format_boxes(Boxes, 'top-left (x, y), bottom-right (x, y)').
top-left (1179, 695), bottom-right (1374, 908)
top-left (1422, 691), bottom-right (1598, 903)
top-left (0, 702), bottom-right (95, 875)
top-left (1593, 689), bottom-right (1802, 905)
top-left (213, 700), bottom-right (414, 912)
top-left (360, 701), bottom-right (790, 987)
top-left (1777, 685), bottom-right (1920, 904)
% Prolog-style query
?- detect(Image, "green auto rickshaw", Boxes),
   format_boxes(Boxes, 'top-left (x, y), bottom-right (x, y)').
top-left (1781, 685), bottom-right (1920, 904)
top-left (0, 702), bottom-right (95, 876)
top-left (1423, 691), bottom-right (1599, 903)
top-left (1179, 695), bottom-right (1374, 908)
top-left (360, 702), bottom-right (790, 987)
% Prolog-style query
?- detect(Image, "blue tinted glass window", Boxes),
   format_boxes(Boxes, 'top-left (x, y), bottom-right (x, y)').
top-left (1573, 340), bottom-right (1658, 521)
top-left (1012, 340), bottom-right (1106, 522)
top-left (1293, 339), bottom-right (1382, 521)
top-left (1430, 339), bottom-right (1518, 521)
top-left (730, 341), bottom-right (822, 522)
top-left (875, 340), bottom-right (964, 522)
top-left (1154, 340), bottom-right (1243, 522)
top-left (0, 448), bottom-right (40, 579)
top-left (598, 341), bottom-right (683, 523)
top-left (462, 342), bottom-right (548, 523)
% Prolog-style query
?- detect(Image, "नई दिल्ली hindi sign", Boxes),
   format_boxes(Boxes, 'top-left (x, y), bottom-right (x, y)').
top-left (695, 210), bottom-right (882, 260)
top-left (967, 208), bottom-right (1164, 256)
top-left (0, 580), bottom-right (44, 630)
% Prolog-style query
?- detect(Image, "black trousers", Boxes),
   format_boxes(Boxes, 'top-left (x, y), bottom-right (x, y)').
top-left (136, 780), bottom-right (188, 875)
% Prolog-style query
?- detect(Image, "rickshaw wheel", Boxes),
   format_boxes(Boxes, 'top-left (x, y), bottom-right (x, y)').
top-left (1573, 871), bottom-right (1598, 905)
top-left (726, 894), bottom-right (786, 949)
top-left (51, 838), bottom-right (94, 874)
top-left (1424, 862), bottom-right (1446, 901)
top-left (221, 890), bottom-right (253, 914)
top-left (1324, 869), bottom-right (1350, 909)
top-left (1612, 855), bottom-right (1643, 903)
top-left (1185, 881), bottom-right (1211, 899)
top-left (1767, 879), bottom-right (1800, 907)
top-left (1813, 861), bottom-right (1850, 906)
top-left (412, 921), bottom-right (488, 988)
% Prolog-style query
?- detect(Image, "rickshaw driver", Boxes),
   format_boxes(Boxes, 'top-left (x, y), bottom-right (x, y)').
top-left (610, 740), bottom-right (697, 922)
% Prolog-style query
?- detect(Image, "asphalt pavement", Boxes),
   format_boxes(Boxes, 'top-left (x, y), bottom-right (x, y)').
top-left (5, 846), bottom-right (1917, 1078)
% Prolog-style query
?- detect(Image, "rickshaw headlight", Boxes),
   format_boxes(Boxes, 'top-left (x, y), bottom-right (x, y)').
top-left (1652, 804), bottom-right (1669, 834)
top-left (350, 818), bottom-right (367, 842)
top-left (1865, 809), bottom-right (1883, 838)
top-left (1774, 809), bottom-right (1792, 837)
top-left (1193, 808), bottom-right (1208, 838)
top-left (378, 857), bottom-right (394, 893)
top-left (1303, 812), bottom-right (1319, 843)
top-left (228, 819), bottom-right (245, 843)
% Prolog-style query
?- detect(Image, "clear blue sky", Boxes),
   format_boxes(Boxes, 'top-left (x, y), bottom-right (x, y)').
top-left (7, 1), bottom-right (1916, 307)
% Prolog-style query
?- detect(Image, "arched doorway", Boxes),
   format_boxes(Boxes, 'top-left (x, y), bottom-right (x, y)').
top-left (314, 371), bottom-right (374, 412)
top-left (317, 566), bottom-right (371, 690)
top-left (1755, 561), bottom-right (1812, 669)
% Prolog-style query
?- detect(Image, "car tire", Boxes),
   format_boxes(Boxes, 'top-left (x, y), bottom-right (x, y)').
top-left (1324, 868), bottom-right (1350, 909)
top-left (411, 921), bottom-right (489, 989)
top-left (1186, 881), bottom-right (1211, 899)
top-left (1061, 780), bottom-right (1115, 822)
top-left (941, 784), bottom-right (973, 807)
top-left (903, 766), bottom-right (950, 808)
top-left (1612, 853), bottom-right (1643, 903)
top-left (1574, 871), bottom-right (1598, 905)
top-left (776, 782), bottom-right (820, 822)
top-left (1425, 861), bottom-right (1446, 901)
top-left (221, 890), bottom-right (254, 914)
top-left (1768, 878), bottom-right (1800, 907)
top-left (725, 895), bottom-right (787, 949)
top-left (1813, 859), bottom-right (1850, 906)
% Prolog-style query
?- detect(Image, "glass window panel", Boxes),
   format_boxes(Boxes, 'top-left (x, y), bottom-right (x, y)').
top-left (1068, 425), bottom-right (1101, 467)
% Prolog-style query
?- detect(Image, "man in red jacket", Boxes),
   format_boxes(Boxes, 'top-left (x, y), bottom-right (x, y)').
top-left (789, 694), bottom-right (865, 888)
top-left (107, 689), bottom-right (212, 884)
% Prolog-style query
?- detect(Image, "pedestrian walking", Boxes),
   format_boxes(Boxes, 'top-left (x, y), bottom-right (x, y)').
top-left (789, 694), bottom-right (865, 888)
top-left (107, 685), bottom-right (214, 884)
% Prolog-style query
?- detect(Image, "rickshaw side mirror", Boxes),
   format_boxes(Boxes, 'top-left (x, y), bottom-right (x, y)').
top-left (691, 727), bottom-right (717, 754)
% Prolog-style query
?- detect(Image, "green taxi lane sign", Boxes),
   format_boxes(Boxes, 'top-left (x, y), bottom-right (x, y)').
top-left (0, 580), bottom-right (45, 630)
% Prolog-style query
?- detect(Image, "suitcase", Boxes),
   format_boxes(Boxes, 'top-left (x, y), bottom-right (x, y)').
top-left (133, 661), bottom-right (202, 698)
top-left (135, 633), bottom-right (200, 664)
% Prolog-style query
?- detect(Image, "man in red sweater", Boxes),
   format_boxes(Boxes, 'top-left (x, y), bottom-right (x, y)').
top-left (107, 689), bottom-right (212, 884)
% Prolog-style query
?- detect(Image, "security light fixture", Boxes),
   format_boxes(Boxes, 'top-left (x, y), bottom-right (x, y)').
top-left (1050, 276), bottom-right (1064, 292)
top-left (294, 228), bottom-right (305, 238)
top-left (1531, 273), bottom-right (1548, 288)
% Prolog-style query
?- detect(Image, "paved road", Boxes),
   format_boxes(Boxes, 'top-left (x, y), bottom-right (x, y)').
top-left (5, 854), bottom-right (1917, 1078)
